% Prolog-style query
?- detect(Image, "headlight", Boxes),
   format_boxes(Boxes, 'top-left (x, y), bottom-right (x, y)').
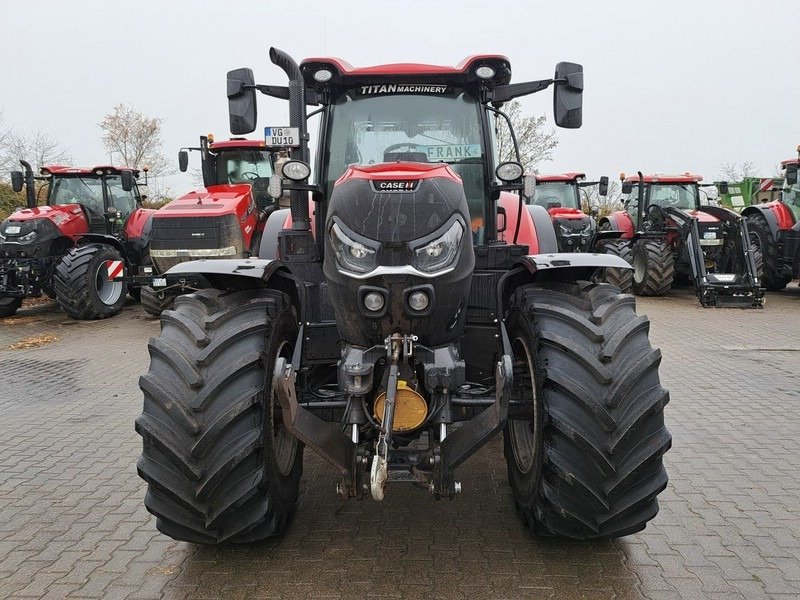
top-left (282, 160), bottom-right (311, 181)
top-left (413, 220), bottom-right (463, 273)
top-left (17, 230), bottom-right (37, 243)
top-left (496, 161), bottom-right (524, 182)
top-left (331, 223), bottom-right (378, 274)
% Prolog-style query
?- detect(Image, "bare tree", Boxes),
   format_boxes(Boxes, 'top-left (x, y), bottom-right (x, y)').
top-left (494, 101), bottom-right (558, 172)
top-left (0, 112), bottom-right (71, 178)
top-left (99, 104), bottom-right (172, 198)
top-left (99, 104), bottom-right (169, 171)
top-left (719, 161), bottom-right (757, 182)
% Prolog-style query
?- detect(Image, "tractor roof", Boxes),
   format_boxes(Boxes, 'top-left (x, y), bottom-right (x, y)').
top-left (300, 55), bottom-right (512, 89)
top-left (622, 173), bottom-right (703, 184)
top-left (40, 165), bottom-right (140, 176)
top-left (536, 172), bottom-right (585, 183)
top-left (780, 158), bottom-right (799, 167)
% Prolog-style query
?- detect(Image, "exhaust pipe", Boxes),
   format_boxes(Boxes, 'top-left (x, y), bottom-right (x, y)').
top-left (20, 160), bottom-right (36, 209)
top-left (269, 47), bottom-right (310, 232)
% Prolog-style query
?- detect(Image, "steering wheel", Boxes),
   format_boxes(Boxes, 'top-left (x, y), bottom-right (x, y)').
top-left (645, 203), bottom-right (666, 224)
top-left (239, 171), bottom-right (259, 181)
top-left (384, 143), bottom-right (418, 154)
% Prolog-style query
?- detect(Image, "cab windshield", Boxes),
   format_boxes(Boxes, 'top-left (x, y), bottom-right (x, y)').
top-left (49, 176), bottom-right (105, 213)
top-left (325, 91), bottom-right (485, 219)
top-left (531, 182), bottom-right (580, 209)
top-left (215, 150), bottom-right (274, 184)
top-left (647, 184), bottom-right (698, 210)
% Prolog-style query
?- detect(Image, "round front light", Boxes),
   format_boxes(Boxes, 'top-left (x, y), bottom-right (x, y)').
top-left (313, 68), bottom-right (333, 83)
top-left (363, 292), bottom-right (385, 312)
top-left (475, 66), bottom-right (495, 79)
top-left (408, 291), bottom-right (429, 312)
top-left (281, 160), bottom-right (311, 181)
top-left (496, 161), bottom-right (524, 182)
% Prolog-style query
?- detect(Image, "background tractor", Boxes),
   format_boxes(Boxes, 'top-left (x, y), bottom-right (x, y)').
top-left (741, 153), bottom-right (800, 290)
top-left (131, 136), bottom-right (288, 316)
top-left (600, 172), bottom-right (763, 307)
top-left (1, 162), bottom-right (153, 318)
top-left (517, 172), bottom-right (632, 290)
top-left (718, 176), bottom-right (782, 212)
top-left (136, 48), bottom-right (670, 544)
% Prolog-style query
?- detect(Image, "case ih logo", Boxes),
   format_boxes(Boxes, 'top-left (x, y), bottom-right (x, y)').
top-left (373, 180), bottom-right (419, 192)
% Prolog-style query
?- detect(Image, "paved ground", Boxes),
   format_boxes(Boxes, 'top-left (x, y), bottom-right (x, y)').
top-left (0, 284), bottom-right (799, 600)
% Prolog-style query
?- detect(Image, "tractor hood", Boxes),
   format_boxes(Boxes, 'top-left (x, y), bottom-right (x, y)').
top-left (548, 207), bottom-right (586, 220)
top-left (2, 204), bottom-right (89, 237)
top-left (154, 184), bottom-right (254, 219)
top-left (323, 162), bottom-right (474, 347)
top-left (689, 210), bottom-right (721, 224)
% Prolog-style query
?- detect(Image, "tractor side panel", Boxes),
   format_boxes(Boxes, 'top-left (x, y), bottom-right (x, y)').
top-left (497, 193), bottom-right (540, 253)
top-left (124, 208), bottom-right (156, 240)
top-left (742, 204), bottom-right (782, 239)
top-left (604, 211), bottom-right (635, 239)
top-left (258, 209), bottom-right (291, 260)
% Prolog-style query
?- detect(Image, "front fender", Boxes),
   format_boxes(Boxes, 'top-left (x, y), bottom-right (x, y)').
top-left (164, 258), bottom-right (282, 285)
top-left (78, 234), bottom-right (125, 255)
top-left (517, 252), bottom-right (632, 275)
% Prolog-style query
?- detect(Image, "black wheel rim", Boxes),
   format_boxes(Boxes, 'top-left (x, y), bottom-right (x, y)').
top-left (508, 336), bottom-right (539, 475)
top-left (270, 340), bottom-right (298, 476)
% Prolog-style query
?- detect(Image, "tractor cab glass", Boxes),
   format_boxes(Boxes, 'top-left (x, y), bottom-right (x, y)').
top-left (783, 181), bottom-right (800, 221)
top-left (325, 90), bottom-right (484, 225)
top-left (49, 176), bottom-right (105, 214)
top-left (215, 150), bottom-right (274, 184)
top-left (531, 183), bottom-right (580, 210)
top-left (105, 176), bottom-right (138, 221)
top-left (647, 184), bottom-right (698, 210)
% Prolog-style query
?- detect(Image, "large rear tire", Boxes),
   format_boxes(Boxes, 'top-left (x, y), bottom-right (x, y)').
top-left (136, 288), bottom-right (303, 544)
top-left (0, 297), bottom-right (22, 318)
top-left (140, 285), bottom-right (177, 318)
top-left (598, 239), bottom-right (633, 293)
top-left (52, 244), bottom-right (128, 319)
top-left (746, 213), bottom-right (791, 291)
top-left (632, 239), bottom-right (674, 296)
top-left (503, 281), bottom-right (671, 539)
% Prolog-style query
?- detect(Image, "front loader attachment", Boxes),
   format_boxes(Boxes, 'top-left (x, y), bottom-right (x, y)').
top-left (682, 208), bottom-right (764, 308)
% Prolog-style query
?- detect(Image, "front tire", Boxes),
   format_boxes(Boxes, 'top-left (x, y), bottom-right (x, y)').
top-left (503, 281), bottom-right (671, 539)
top-left (140, 285), bottom-right (178, 317)
top-left (598, 239), bottom-right (633, 293)
top-left (136, 288), bottom-right (303, 544)
top-left (746, 213), bottom-right (790, 291)
top-left (0, 297), bottom-right (22, 318)
top-left (52, 244), bottom-right (128, 319)
top-left (632, 239), bottom-right (674, 296)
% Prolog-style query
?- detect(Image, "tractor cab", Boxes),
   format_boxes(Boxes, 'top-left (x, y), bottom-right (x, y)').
top-left (780, 158), bottom-right (800, 222)
top-left (622, 173), bottom-right (704, 225)
top-left (41, 166), bottom-right (144, 235)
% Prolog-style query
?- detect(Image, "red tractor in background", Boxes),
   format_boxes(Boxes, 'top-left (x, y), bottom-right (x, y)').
top-left (600, 172), bottom-right (763, 307)
top-left (1, 161), bottom-right (153, 318)
top-left (135, 135), bottom-right (291, 315)
top-left (742, 152), bottom-right (800, 290)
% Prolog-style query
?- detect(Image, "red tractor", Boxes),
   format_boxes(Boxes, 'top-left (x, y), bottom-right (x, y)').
top-left (742, 152), bottom-right (800, 290)
top-left (134, 135), bottom-right (293, 315)
top-left (600, 172), bottom-right (763, 307)
top-left (136, 48), bottom-right (670, 543)
top-left (1, 162), bottom-right (153, 318)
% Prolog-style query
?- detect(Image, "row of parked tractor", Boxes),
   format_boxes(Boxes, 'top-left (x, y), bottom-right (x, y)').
top-left (1, 144), bottom-right (797, 318)
top-left (0, 46), bottom-right (795, 545)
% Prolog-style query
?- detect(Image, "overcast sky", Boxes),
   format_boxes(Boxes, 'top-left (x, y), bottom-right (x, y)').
top-left (1, 0), bottom-right (798, 195)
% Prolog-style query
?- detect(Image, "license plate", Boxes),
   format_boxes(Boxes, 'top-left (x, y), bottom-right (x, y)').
top-left (264, 127), bottom-right (300, 147)
top-left (6, 226), bottom-right (20, 234)
top-left (703, 231), bottom-right (716, 240)
top-left (152, 278), bottom-right (167, 288)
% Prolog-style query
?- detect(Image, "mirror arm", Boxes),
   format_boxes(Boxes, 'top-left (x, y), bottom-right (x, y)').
top-left (490, 78), bottom-right (553, 103)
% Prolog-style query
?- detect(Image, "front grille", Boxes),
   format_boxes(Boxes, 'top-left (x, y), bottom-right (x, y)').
top-left (149, 215), bottom-right (243, 272)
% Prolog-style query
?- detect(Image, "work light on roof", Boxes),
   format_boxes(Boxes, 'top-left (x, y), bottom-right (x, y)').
top-left (313, 68), bottom-right (333, 83)
top-left (475, 66), bottom-right (495, 80)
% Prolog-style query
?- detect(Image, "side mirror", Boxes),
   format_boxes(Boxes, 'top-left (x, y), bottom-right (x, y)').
top-left (553, 62), bottom-right (583, 129)
top-left (621, 181), bottom-right (633, 195)
top-left (178, 150), bottom-right (189, 172)
top-left (717, 181), bottom-right (729, 195)
top-left (786, 163), bottom-right (798, 186)
top-left (598, 176), bottom-right (609, 197)
top-left (10, 171), bottom-right (24, 193)
top-left (497, 206), bottom-right (507, 233)
top-left (121, 170), bottom-right (134, 192)
top-left (227, 68), bottom-right (258, 135)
